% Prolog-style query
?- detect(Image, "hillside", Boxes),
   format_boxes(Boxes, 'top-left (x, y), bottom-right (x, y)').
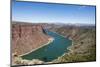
top-left (12, 22), bottom-right (53, 56)
top-left (11, 22), bottom-right (96, 65)
top-left (51, 25), bottom-right (96, 63)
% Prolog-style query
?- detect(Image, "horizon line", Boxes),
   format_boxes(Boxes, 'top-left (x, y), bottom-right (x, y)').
top-left (12, 21), bottom-right (95, 25)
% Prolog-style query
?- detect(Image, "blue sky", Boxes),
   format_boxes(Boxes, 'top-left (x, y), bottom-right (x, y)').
top-left (12, 0), bottom-right (96, 24)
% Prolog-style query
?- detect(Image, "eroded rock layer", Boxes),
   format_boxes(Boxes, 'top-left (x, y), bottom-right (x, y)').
top-left (12, 23), bottom-right (51, 56)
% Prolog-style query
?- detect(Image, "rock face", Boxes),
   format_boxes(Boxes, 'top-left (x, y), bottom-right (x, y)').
top-left (12, 23), bottom-right (51, 56)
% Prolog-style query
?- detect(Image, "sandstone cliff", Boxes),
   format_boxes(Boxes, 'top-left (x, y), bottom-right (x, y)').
top-left (12, 22), bottom-right (51, 56)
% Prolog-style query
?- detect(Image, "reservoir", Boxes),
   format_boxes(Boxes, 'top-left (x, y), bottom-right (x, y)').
top-left (21, 30), bottom-right (72, 62)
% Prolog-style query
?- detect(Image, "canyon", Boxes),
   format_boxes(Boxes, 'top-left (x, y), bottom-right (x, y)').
top-left (12, 22), bottom-right (96, 65)
top-left (12, 22), bottom-right (52, 56)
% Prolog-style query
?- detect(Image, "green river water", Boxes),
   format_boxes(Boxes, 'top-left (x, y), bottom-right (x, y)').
top-left (21, 30), bottom-right (72, 62)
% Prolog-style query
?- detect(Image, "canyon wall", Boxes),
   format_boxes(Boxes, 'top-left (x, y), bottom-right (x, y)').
top-left (12, 23), bottom-right (51, 56)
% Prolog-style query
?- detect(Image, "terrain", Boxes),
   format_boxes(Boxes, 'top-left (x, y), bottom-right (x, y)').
top-left (12, 22), bottom-right (96, 65)
top-left (50, 24), bottom-right (96, 63)
top-left (12, 22), bottom-right (54, 65)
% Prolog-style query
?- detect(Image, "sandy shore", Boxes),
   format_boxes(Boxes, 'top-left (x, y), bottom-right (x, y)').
top-left (19, 37), bottom-right (54, 57)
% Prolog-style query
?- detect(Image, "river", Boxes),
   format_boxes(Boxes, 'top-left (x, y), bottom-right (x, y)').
top-left (21, 30), bottom-right (72, 62)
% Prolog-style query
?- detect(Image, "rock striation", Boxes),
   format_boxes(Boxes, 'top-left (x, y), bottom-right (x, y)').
top-left (12, 23), bottom-right (51, 56)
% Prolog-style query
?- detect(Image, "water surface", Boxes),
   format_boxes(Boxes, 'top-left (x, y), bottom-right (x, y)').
top-left (22, 30), bottom-right (72, 62)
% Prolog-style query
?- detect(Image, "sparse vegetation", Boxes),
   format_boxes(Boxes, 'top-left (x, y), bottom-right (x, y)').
top-left (12, 23), bottom-right (96, 65)
top-left (51, 25), bottom-right (96, 63)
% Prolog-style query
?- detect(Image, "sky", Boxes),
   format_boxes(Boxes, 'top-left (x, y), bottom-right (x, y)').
top-left (12, 0), bottom-right (96, 24)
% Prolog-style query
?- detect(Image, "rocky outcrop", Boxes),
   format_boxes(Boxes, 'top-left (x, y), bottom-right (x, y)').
top-left (51, 25), bottom-right (96, 63)
top-left (12, 56), bottom-right (45, 65)
top-left (12, 23), bottom-right (51, 56)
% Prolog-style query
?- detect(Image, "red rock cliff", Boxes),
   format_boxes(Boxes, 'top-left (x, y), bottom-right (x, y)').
top-left (12, 23), bottom-right (51, 56)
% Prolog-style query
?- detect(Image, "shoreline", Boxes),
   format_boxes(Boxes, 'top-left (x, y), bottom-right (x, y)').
top-left (50, 42), bottom-right (73, 63)
top-left (20, 31), bottom-right (73, 62)
top-left (51, 36), bottom-right (73, 63)
top-left (13, 31), bottom-right (73, 65)
top-left (19, 37), bottom-right (54, 57)
top-left (49, 30), bottom-right (72, 41)
top-left (49, 31), bottom-right (74, 54)
top-left (50, 31), bottom-right (67, 38)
